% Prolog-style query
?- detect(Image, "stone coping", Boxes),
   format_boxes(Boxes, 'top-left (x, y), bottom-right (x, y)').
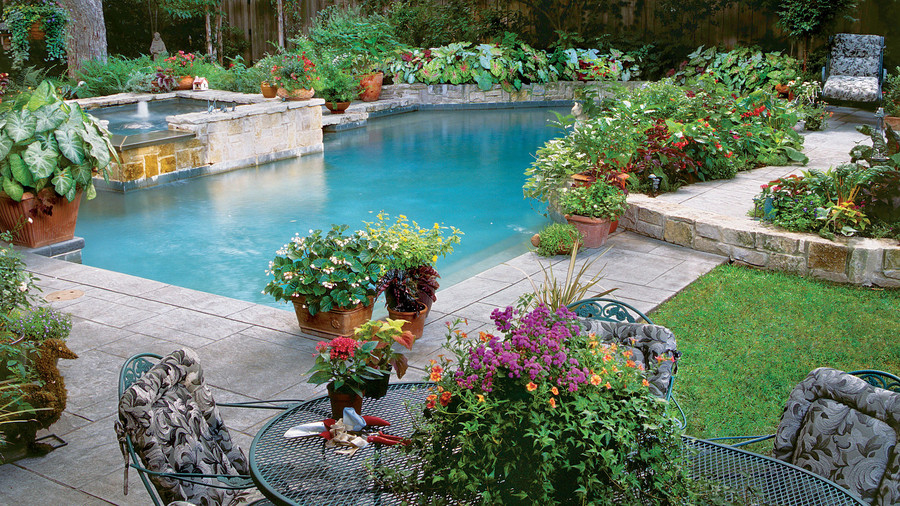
top-left (620, 193), bottom-right (900, 288)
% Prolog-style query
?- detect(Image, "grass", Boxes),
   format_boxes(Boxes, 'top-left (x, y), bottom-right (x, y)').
top-left (651, 264), bottom-right (900, 446)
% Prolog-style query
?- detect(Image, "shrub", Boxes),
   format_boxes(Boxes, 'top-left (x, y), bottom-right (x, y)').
top-left (558, 180), bottom-right (628, 219)
top-left (5, 307), bottom-right (71, 342)
top-left (534, 223), bottom-right (583, 257)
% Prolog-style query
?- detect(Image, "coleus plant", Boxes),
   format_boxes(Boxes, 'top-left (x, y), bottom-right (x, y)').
top-left (0, 81), bottom-right (115, 206)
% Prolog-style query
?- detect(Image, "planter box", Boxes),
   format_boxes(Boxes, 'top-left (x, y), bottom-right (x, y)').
top-left (0, 190), bottom-right (82, 248)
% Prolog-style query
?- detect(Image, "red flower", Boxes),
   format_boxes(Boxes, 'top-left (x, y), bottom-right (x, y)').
top-left (439, 391), bottom-right (452, 406)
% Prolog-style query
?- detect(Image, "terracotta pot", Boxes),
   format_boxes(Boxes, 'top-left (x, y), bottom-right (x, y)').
top-left (325, 101), bottom-right (351, 114)
top-left (386, 301), bottom-right (428, 340)
top-left (358, 72), bottom-right (384, 102)
top-left (260, 82), bottom-right (277, 98)
top-left (276, 87), bottom-right (315, 101)
top-left (290, 296), bottom-right (374, 338)
top-left (884, 116), bottom-right (900, 132)
top-left (327, 382), bottom-right (363, 420)
top-left (28, 21), bottom-right (44, 41)
top-left (175, 76), bottom-right (194, 90)
top-left (0, 189), bottom-right (82, 248)
top-left (364, 366), bottom-right (391, 399)
top-left (565, 214), bottom-right (613, 249)
top-left (609, 219), bottom-right (619, 234)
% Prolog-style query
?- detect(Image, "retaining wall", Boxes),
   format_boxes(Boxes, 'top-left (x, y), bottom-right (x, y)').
top-left (620, 194), bottom-right (900, 288)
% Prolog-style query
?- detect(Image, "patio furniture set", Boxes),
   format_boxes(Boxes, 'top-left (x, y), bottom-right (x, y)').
top-left (114, 297), bottom-right (900, 505)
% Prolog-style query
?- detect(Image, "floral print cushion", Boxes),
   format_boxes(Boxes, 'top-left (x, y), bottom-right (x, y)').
top-left (576, 319), bottom-right (680, 398)
top-left (823, 76), bottom-right (881, 103)
top-left (773, 367), bottom-right (900, 505)
top-left (832, 34), bottom-right (885, 59)
top-left (115, 348), bottom-right (259, 506)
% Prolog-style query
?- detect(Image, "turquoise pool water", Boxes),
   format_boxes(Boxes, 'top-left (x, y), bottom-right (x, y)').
top-left (75, 107), bottom-right (565, 308)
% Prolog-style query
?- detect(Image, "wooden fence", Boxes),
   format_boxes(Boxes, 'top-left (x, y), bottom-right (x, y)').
top-left (225, 0), bottom-right (898, 69)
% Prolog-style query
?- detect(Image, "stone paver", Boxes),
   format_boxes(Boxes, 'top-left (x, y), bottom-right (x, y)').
top-left (1, 104), bottom-right (873, 504)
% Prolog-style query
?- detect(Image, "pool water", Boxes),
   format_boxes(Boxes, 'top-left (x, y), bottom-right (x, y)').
top-left (88, 98), bottom-right (213, 135)
top-left (75, 107), bottom-right (566, 308)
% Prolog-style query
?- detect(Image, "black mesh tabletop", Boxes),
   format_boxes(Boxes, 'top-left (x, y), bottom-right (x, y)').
top-left (249, 382), bottom-right (430, 506)
top-left (250, 384), bottom-right (865, 506)
top-left (682, 437), bottom-right (866, 506)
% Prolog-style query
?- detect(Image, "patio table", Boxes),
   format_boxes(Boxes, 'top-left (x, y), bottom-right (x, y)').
top-left (249, 383), bottom-right (865, 506)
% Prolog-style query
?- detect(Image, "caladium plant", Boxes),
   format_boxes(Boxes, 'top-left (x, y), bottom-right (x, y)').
top-left (0, 80), bottom-right (115, 205)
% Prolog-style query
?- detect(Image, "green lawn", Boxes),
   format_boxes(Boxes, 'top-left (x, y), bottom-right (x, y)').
top-left (651, 264), bottom-right (900, 444)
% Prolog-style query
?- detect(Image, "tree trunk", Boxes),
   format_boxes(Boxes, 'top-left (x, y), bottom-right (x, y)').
top-left (205, 11), bottom-right (213, 58)
top-left (58, 0), bottom-right (108, 78)
top-left (215, 12), bottom-right (223, 64)
top-left (277, 0), bottom-right (284, 49)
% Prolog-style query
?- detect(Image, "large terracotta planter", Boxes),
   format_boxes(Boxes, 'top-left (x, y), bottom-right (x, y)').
top-left (386, 302), bottom-right (428, 340)
top-left (28, 21), bottom-right (44, 41)
top-left (277, 87), bottom-right (315, 101)
top-left (291, 296), bottom-right (374, 338)
top-left (565, 214), bottom-right (613, 249)
top-left (0, 190), bottom-right (82, 248)
top-left (175, 76), bottom-right (194, 90)
top-left (884, 116), bottom-right (900, 131)
top-left (358, 72), bottom-right (384, 102)
top-left (327, 382), bottom-right (363, 420)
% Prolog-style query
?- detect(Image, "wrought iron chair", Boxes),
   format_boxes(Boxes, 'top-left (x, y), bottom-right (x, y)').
top-left (821, 34), bottom-right (886, 112)
top-left (569, 298), bottom-right (686, 428)
top-left (115, 349), bottom-right (295, 506)
top-left (713, 368), bottom-right (900, 505)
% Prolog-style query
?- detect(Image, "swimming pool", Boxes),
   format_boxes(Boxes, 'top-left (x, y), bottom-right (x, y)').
top-left (75, 107), bottom-right (565, 308)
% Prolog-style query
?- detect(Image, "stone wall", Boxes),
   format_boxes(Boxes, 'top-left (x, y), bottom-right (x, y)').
top-left (379, 80), bottom-right (642, 104)
top-left (620, 194), bottom-right (900, 288)
top-left (111, 137), bottom-right (204, 182)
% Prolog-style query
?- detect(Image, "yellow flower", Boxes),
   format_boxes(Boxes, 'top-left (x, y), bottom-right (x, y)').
top-left (476, 394), bottom-right (485, 403)
top-left (548, 397), bottom-right (557, 408)
top-left (642, 379), bottom-right (650, 387)
top-left (604, 382), bottom-right (612, 390)
top-left (590, 374), bottom-right (601, 386)
top-left (432, 255), bottom-right (438, 263)
top-left (526, 382), bottom-right (537, 392)
top-left (550, 386), bottom-right (559, 396)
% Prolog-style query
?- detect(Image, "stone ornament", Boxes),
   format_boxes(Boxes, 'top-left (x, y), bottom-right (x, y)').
top-left (150, 32), bottom-right (166, 61)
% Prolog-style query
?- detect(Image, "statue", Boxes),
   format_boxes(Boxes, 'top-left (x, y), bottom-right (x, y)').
top-left (150, 32), bottom-right (167, 61)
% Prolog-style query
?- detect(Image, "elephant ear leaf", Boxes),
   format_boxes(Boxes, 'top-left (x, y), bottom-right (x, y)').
top-left (24, 141), bottom-right (57, 179)
top-left (9, 153), bottom-right (33, 186)
top-left (26, 81), bottom-right (55, 111)
top-left (2, 177), bottom-right (24, 201)
top-left (6, 110), bottom-right (37, 143)
top-left (55, 128), bottom-right (86, 165)
top-left (0, 132), bottom-right (13, 160)
top-left (52, 169), bottom-right (76, 201)
top-left (83, 181), bottom-right (96, 200)
top-left (80, 129), bottom-right (111, 169)
top-left (34, 104), bottom-right (68, 133)
top-left (69, 163), bottom-right (93, 186)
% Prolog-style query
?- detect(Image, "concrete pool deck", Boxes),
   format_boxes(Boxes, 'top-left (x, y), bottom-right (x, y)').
top-left (0, 105), bottom-right (879, 504)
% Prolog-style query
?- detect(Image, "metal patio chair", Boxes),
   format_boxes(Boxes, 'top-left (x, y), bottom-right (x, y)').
top-left (821, 34), bottom-right (886, 113)
top-left (569, 298), bottom-right (686, 428)
top-left (115, 349), bottom-right (296, 506)
top-left (713, 368), bottom-right (900, 505)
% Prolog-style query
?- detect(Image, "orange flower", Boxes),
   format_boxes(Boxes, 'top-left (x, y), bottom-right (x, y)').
top-left (548, 397), bottom-right (557, 408)
top-left (603, 354), bottom-right (612, 363)
top-left (642, 379), bottom-right (650, 387)
top-left (429, 365), bottom-right (444, 382)
top-left (626, 360), bottom-right (636, 368)
top-left (426, 394), bottom-right (437, 409)
top-left (479, 331), bottom-right (492, 342)
top-left (476, 394), bottom-right (485, 403)
top-left (439, 391), bottom-right (452, 406)
top-left (550, 386), bottom-right (559, 396)
top-left (604, 382), bottom-right (612, 390)
top-left (590, 374), bottom-right (601, 386)
top-left (526, 382), bottom-right (537, 392)
top-left (623, 350), bottom-right (633, 358)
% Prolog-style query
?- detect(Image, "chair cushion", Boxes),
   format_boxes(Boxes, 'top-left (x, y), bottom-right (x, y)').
top-left (116, 348), bottom-right (256, 506)
top-left (773, 367), bottom-right (900, 505)
top-left (832, 34), bottom-right (885, 59)
top-left (575, 319), bottom-right (679, 398)
top-left (822, 76), bottom-right (880, 103)
top-left (831, 56), bottom-right (881, 77)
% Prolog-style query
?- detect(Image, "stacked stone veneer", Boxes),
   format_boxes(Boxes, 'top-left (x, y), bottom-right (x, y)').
top-left (379, 80), bottom-right (643, 104)
top-left (620, 194), bottom-right (900, 287)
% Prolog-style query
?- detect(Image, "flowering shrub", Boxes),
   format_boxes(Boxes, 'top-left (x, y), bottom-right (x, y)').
top-left (164, 50), bottom-right (198, 77)
top-left (376, 305), bottom-right (691, 504)
top-left (263, 224), bottom-right (384, 315)
top-left (270, 52), bottom-right (320, 91)
top-left (0, 228), bottom-right (40, 314)
top-left (307, 334), bottom-right (381, 396)
top-left (5, 306), bottom-right (71, 342)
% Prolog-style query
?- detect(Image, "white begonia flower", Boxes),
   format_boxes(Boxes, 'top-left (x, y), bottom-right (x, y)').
top-left (18, 282), bottom-right (28, 292)
top-left (27, 217), bottom-right (33, 224)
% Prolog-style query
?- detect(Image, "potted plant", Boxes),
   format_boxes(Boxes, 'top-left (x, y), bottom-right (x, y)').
top-left (270, 52), bottom-right (320, 101)
top-left (530, 222), bottom-right (584, 257)
top-left (0, 81), bottom-right (116, 248)
top-left (365, 212), bottom-right (462, 339)
top-left (374, 305), bottom-right (691, 503)
top-left (259, 80), bottom-right (277, 98)
top-left (306, 334), bottom-right (381, 419)
top-left (353, 319), bottom-right (415, 399)
top-left (557, 180), bottom-right (627, 248)
top-left (1, 1), bottom-right (68, 69)
top-left (263, 224), bottom-right (384, 337)
top-left (316, 57), bottom-right (358, 114)
top-left (164, 50), bottom-right (198, 90)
